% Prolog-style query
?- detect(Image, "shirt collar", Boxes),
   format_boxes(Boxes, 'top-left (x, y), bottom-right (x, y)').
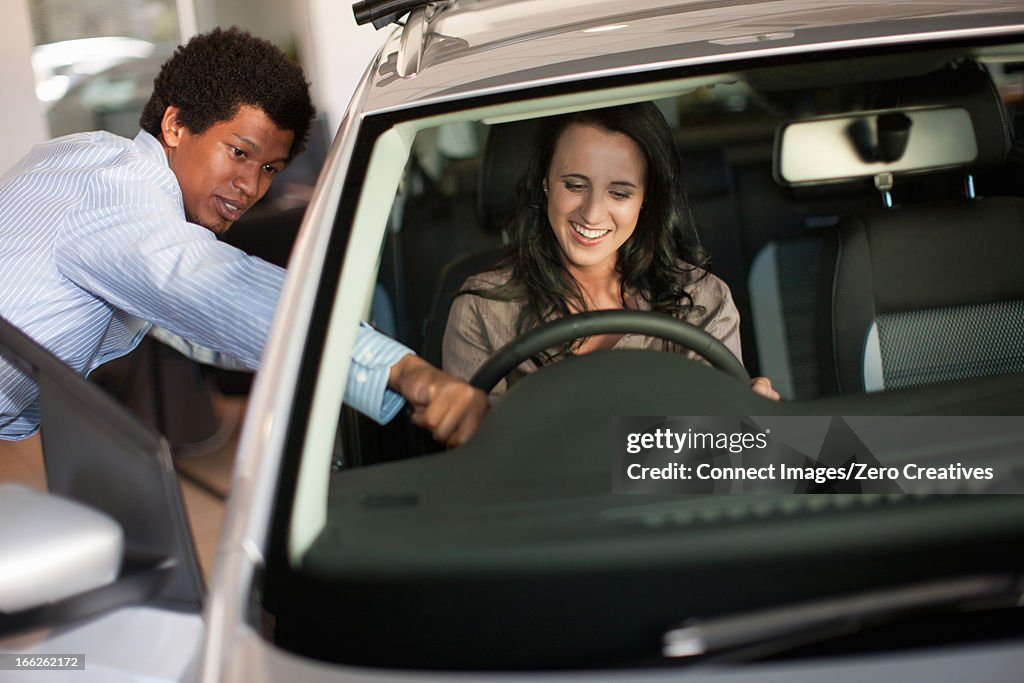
top-left (133, 129), bottom-right (169, 168)
top-left (133, 129), bottom-right (185, 214)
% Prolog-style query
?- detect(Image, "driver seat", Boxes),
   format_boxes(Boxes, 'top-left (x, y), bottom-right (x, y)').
top-left (419, 118), bottom-right (538, 366)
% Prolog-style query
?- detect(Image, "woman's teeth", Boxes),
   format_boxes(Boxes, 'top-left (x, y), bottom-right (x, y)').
top-left (572, 222), bottom-right (609, 239)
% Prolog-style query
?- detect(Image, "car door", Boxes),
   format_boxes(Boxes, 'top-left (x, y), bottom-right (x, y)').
top-left (0, 315), bottom-right (204, 682)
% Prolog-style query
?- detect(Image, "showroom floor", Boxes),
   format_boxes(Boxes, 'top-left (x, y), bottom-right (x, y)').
top-left (0, 395), bottom-right (242, 581)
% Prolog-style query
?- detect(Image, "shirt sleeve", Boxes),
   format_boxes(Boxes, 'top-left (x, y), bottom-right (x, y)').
top-left (346, 322), bottom-right (411, 424)
top-left (54, 175), bottom-right (411, 423)
top-left (148, 325), bottom-right (252, 370)
top-left (54, 191), bottom-right (279, 370)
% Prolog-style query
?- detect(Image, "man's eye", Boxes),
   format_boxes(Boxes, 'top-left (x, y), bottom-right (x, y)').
top-left (262, 164), bottom-right (279, 175)
top-left (230, 147), bottom-right (246, 158)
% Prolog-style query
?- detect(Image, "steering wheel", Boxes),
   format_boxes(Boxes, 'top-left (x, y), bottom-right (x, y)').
top-left (469, 309), bottom-right (751, 392)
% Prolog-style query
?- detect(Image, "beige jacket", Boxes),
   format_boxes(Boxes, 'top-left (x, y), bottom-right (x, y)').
top-left (442, 265), bottom-right (742, 396)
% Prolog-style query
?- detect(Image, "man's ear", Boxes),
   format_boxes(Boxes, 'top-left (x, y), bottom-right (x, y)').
top-left (161, 106), bottom-right (183, 148)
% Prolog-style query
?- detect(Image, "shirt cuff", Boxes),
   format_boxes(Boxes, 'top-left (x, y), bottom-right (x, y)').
top-left (344, 323), bottom-right (412, 424)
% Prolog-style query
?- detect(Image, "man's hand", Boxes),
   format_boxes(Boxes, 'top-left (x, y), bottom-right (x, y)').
top-left (751, 375), bottom-right (781, 401)
top-left (388, 354), bottom-right (488, 447)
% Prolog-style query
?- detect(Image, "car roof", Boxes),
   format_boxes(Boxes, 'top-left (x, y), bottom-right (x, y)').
top-left (359, 0), bottom-right (1024, 114)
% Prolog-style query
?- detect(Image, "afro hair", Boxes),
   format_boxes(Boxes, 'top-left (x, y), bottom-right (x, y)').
top-left (140, 27), bottom-right (315, 161)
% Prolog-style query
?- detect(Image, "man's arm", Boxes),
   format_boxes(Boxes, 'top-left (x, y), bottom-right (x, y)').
top-left (345, 323), bottom-right (487, 445)
top-left (55, 184), bottom-right (487, 442)
top-left (56, 202), bottom-right (278, 370)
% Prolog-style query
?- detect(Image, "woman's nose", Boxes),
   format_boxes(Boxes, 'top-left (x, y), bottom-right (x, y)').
top-left (578, 192), bottom-right (606, 224)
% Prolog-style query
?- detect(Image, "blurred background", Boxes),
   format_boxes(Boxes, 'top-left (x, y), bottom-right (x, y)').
top-left (4, 0), bottom-right (385, 173)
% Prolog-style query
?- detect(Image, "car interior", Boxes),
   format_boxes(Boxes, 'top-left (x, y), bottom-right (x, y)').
top-left (334, 45), bottom-right (1024, 466)
top-left (257, 41), bottom-right (1024, 672)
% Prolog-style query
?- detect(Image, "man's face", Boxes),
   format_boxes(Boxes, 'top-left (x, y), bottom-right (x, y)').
top-left (161, 104), bottom-right (294, 234)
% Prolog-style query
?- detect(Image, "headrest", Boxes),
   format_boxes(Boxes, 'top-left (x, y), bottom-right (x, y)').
top-left (774, 63), bottom-right (1010, 187)
top-left (883, 62), bottom-right (1010, 165)
top-left (477, 118), bottom-right (540, 234)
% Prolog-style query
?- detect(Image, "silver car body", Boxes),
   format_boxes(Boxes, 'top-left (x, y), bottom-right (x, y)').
top-left (205, 1), bottom-right (1024, 681)
top-left (3, 1), bottom-right (1023, 681)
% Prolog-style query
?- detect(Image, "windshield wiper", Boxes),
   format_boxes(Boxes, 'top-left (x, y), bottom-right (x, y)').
top-left (663, 573), bottom-right (1024, 662)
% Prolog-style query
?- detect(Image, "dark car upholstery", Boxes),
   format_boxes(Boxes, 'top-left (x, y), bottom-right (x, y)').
top-left (814, 64), bottom-right (1024, 393)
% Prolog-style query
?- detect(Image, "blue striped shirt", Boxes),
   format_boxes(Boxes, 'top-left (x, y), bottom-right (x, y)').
top-left (0, 130), bottom-right (408, 439)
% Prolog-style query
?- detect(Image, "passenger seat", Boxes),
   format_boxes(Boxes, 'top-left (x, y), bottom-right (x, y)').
top-left (777, 63), bottom-right (1024, 394)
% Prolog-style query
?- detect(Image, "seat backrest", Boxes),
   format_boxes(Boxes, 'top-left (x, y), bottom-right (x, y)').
top-left (777, 63), bottom-right (1024, 393)
top-left (821, 197), bottom-right (1024, 392)
top-left (419, 118), bottom-right (537, 366)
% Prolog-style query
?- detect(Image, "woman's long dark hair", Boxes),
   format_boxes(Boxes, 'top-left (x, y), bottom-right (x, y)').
top-left (465, 101), bottom-right (709, 362)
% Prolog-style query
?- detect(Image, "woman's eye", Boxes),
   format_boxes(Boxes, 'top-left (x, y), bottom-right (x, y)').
top-left (262, 164), bottom-right (279, 175)
top-left (563, 182), bottom-right (585, 192)
top-left (610, 191), bottom-right (632, 200)
top-left (230, 147), bottom-right (246, 159)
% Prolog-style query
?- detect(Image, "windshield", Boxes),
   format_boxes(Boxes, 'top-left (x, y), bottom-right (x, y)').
top-left (259, 34), bottom-right (1024, 672)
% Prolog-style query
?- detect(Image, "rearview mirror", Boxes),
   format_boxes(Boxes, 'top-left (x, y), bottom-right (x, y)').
top-left (774, 106), bottom-right (977, 186)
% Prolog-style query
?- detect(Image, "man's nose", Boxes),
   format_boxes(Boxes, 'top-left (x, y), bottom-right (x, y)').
top-left (233, 163), bottom-right (262, 198)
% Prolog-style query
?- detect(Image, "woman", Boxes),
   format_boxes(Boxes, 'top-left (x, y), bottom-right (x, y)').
top-left (442, 102), bottom-right (777, 399)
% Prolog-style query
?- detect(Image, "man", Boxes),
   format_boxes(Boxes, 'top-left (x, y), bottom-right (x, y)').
top-left (0, 27), bottom-right (486, 450)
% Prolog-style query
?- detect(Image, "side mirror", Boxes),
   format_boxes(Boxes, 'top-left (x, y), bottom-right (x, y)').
top-left (0, 483), bottom-right (122, 613)
top-left (0, 483), bottom-right (181, 637)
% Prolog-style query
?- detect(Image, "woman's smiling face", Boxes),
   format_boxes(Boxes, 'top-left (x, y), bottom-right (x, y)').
top-left (544, 122), bottom-right (647, 276)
